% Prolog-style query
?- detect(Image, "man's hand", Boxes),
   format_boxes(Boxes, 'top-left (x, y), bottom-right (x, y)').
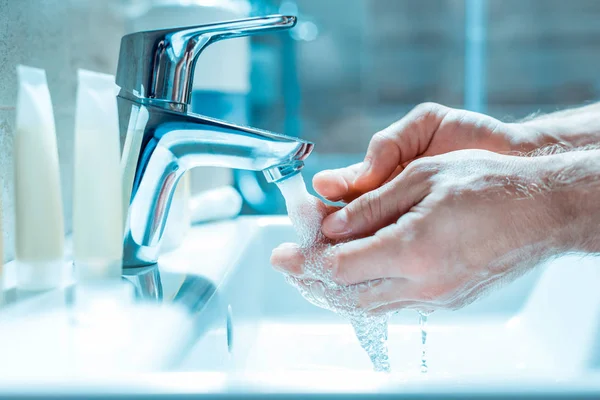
top-left (273, 150), bottom-right (579, 314)
top-left (313, 103), bottom-right (535, 204)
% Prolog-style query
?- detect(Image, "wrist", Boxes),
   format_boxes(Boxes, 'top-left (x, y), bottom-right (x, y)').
top-left (505, 121), bottom-right (562, 154)
top-left (539, 151), bottom-right (600, 253)
top-left (509, 104), bottom-right (600, 152)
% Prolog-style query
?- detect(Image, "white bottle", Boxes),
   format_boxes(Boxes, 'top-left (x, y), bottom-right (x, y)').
top-left (73, 69), bottom-right (123, 282)
top-left (0, 193), bottom-right (4, 305)
top-left (14, 65), bottom-right (66, 291)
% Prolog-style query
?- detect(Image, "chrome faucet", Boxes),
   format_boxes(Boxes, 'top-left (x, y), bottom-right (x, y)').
top-left (116, 15), bottom-right (313, 268)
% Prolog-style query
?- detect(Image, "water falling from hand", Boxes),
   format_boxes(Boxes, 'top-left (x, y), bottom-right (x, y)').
top-left (418, 311), bottom-right (430, 373)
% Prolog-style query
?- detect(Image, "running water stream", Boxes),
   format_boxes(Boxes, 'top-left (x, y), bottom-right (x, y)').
top-left (276, 173), bottom-right (391, 372)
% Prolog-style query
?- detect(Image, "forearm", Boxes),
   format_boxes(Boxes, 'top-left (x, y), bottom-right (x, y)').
top-left (544, 149), bottom-right (600, 254)
top-left (515, 103), bottom-right (600, 152)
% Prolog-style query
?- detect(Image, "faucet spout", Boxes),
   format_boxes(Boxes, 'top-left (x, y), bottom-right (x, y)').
top-left (119, 97), bottom-right (313, 267)
top-left (117, 15), bottom-right (311, 267)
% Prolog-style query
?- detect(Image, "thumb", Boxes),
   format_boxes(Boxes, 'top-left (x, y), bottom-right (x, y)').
top-left (321, 165), bottom-right (431, 239)
top-left (354, 103), bottom-right (449, 191)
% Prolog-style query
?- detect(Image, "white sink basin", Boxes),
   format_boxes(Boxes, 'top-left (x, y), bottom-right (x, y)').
top-left (1, 216), bottom-right (599, 397)
top-left (164, 216), bottom-right (600, 395)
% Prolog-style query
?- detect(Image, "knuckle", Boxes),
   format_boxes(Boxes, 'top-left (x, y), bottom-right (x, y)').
top-left (413, 102), bottom-right (438, 114)
top-left (440, 108), bottom-right (464, 125)
top-left (328, 247), bottom-right (349, 285)
top-left (349, 190), bottom-right (382, 229)
top-left (411, 102), bottom-right (446, 121)
top-left (406, 157), bottom-right (428, 170)
top-left (404, 158), bottom-right (436, 178)
top-left (370, 130), bottom-right (394, 149)
top-left (363, 190), bottom-right (382, 225)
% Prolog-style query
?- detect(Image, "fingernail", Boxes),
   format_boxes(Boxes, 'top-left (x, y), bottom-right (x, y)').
top-left (356, 279), bottom-right (384, 293)
top-left (270, 244), bottom-right (301, 272)
top-left (271, 244), bottom-right (295, 260)
top-left (309, 281), bottom-right (326, 299)
top-left (315, 169), bottom-right (334, 179)
top-left (369, 278), bottom-right (385, 288)
top-left (323, 209), bottom-right (350, 235)
top-left (356, 282), bottom-right (370, 293)
top-left (275, 242), bottom-right (298, 250)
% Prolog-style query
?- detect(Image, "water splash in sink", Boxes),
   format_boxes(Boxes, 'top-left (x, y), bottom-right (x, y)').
top-left (276, 173), bottom-right (391, 372)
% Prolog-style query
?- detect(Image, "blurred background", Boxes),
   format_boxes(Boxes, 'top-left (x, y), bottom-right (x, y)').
top-left (243, 0), bottom-right (600, 213)
top-left (1, 0), bottom-right (600, 260)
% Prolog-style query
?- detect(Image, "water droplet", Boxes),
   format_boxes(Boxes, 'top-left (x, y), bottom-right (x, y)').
top-left (418, 311), bottom-right (429, 373)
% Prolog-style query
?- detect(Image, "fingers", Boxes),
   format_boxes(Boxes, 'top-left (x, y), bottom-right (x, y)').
top-left (312, 163), bottom-right (366, 203)
top-left (270, 243), bottom-right (304, 275)
top-left (271, 225), bottom-right (411, 285)
top-left (356, 278), bottom-right (409, 309)
top-left (321, 163), bottom-right (432, 239)
top-left (283, 273), bottom-right (438, 316)
top-left (290, 276), bottom-right (416, 315)
top-left (354, 103), bottom-right (450, 191)
top-left (312, 104), bottom-right (449, 204)
top-left (285, 276), bottom-right (334, 310)
top-left (383, 165), bottom-right (405, 185)
top-left (355, 278), bottom-right (432, 313)
top-left (365, 301), bottom-right (434, 315)
top-left (272, 238), bottom-right (442, 315)
top-left (313, 162), bottom-right (403, 204)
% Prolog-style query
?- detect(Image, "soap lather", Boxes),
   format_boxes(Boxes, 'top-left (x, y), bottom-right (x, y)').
top-left (117, 15), bottom-right (314, 267)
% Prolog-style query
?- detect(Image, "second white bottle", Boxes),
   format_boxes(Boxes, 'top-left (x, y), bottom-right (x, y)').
top-left (73, 69), bottom-right (123, 282)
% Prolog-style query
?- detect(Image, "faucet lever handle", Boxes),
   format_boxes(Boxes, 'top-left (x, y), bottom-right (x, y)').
top-left (116, 15), bottom-right (296, 107)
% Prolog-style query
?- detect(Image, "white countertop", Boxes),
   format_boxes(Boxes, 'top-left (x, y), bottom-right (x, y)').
top-left (0, 217), bottom-right (599, 397)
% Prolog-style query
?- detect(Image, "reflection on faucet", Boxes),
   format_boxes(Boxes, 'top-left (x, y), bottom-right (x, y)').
top-left (122, 265), bottom-right (163, 301)
top-left (116, 15), bottom-right (314, 267)
top-left (173, 275), bottom-right (218, 314)
top-left (122, 264), bottom-right (219, 317)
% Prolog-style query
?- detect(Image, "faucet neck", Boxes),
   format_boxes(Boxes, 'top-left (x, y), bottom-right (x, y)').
top-left (116, 15), bottom-right (297, 106)
top-left (116, 15), bottom-right (311, 268)
top-left (119, 97), bottom-right (313, 268)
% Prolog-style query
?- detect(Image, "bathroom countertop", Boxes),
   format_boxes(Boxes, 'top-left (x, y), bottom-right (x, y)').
top-left (0, 370), bottom-right (599, 398)
top-left (0, 218), bottom-right (258, 388)
top-left (0, 267), bottom-right (196, 378)
top-left (0, 217), bottom-right (599, 398)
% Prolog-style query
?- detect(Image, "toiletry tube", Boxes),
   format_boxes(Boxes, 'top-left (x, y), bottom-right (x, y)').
top-left (73, 69), bottom-right (123, 282)
top-left (15, 65), bottom-right (66, 291)
top-left (0, 194), bottom-right (4, 306)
